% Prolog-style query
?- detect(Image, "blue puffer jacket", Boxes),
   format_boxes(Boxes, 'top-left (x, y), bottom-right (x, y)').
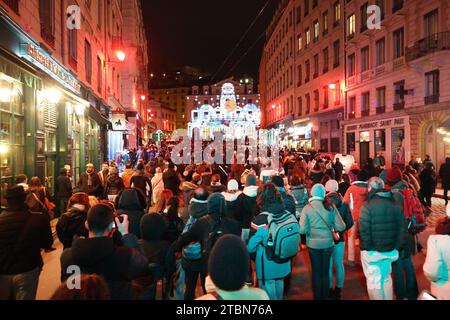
top-left (248, 202), bottom-right (292, 281)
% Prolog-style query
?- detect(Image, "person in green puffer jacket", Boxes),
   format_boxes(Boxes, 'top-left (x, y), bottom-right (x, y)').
top-left (359, 177), bottom-right (404, 300)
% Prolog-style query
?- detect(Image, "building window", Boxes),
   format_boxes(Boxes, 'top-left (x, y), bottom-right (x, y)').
top-left (97, 56), bottom-right (102, 93)
top-left (296, 6), bottom-right (301, 24)
top-left (333, 40), bottom-right (340, 68)
top-left (376, 0), bottom-right (385, 20)
top-left (334, 81), bottom-right (340, 105)
top-left (313, 54), bottom-right (319, 78)
top-left (39, 0), bottom-right (55, 47)
top-left (314, 90), bottom-right (319, 112)
top-left (424, 9), bottom-right (438, 39)
top-left (312, 0), bottom-right (317, 8)
top-left (305, 28), bottom-right (311, 47)
top-left (376, 87), bottom-right (386, 113)
top-left (361, 92), bottom-right (370, 116)
top-left (393, 0), bottom-right (404, 13)
top-left (4, 0), bottom-right (19, 14)
top-left (375, 129), bottom-right (386, 152)
top-left (323, 47), bottom-right (329, 73)
top-left (393, 28), bottom-right (404, 58)
top-left (333, 1), bottom-right (341, 26)
top-left (348, 53), bottom-right (355, 76)
top-left (305, 60), bottom-right (310, 83)
top-left (297, 65), bottom-right (302, 87)
top-left (313, 20), bottom-right (319, 42)
top-left (85, 39), bottom-right (92, 84)
top-left (298, 35), bottom-right (303, 51)
top-left (347, 13), bottom-right (355, 39)
top-left (68, 29), bottom-right (77, 69)
top-left (298, 97), bottom-right (303, 116)
top-left (394, 80), bottom-right (405, 110)
top-left (376, 38), bottom-right (386, 66)
top-left (323, 86), bottom-right (329, 109)
top-left (323, 11), bottom-right (328, 35)
top-left (348, 96), bottom-right (356, 118)
top-left (425, 69), bottom-right (440, 104)
top-left (304, 0), bottom-right (309, 17)
top-left (347, 132), bottom-right (356, 153)
top-left (360, 2), bottom-right (368, 32)
top-left (306, 94), bottom-right (311, 114)
top-left (361, 46), bottom-right (369, 72)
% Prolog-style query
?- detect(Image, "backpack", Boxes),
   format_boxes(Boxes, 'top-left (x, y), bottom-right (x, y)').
top-left (202, 216), bottom-right (225, 258)
top-left (401, 189), bottom-right (426, 234)
top-left (182, 216), bottom-right (202, 261)
top-left (263, 211), bottom-right (300, 263)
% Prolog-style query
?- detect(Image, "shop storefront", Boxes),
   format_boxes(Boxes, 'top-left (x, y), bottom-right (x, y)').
top-left (344, 116), bottom-right (410, 169)
top-left (0, 12), bottom-right (109, 200)
top-left (287, 118), bottom-right (313, 151)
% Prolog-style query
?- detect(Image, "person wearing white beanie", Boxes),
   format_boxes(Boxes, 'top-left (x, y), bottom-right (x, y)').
top-left (222, 180), bottom-right (242, 221)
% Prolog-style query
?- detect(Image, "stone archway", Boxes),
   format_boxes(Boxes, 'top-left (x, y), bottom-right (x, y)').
top-left (411, 111), bottom-right (450, 167)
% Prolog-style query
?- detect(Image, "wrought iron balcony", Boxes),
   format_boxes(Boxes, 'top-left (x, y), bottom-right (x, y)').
top-left (393, 101), bottom-right (405, 110)
top-left (406, 32), bottom-right (450, 62)
top-left (348, 112), bottom-right (356, 119)
top-left (425, 94), bottom-right (439, 105)
top-left (361, 110), bottom-right (370, 117)
top-left (376, 106), bottom-right (386, 114)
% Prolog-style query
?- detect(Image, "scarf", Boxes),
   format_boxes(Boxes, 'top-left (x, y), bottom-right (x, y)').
top-left (87, 171), bottom-right (93, 186)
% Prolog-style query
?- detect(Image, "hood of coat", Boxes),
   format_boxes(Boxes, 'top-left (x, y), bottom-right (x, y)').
top-left (290, 185), bottom-right (306, 191)
top-left (189, 199), bottom-right (209, 218)
top-left (367, 189), bottom-right (394, 201)
top-left (117, 189), bottom-right (143, 211)
top-left (390, 180), bottom-right (409, 191)
top-left (260, 201), bottom-right (285, 216)
top-left (326, 192), bottom-right (343, 207)
top-left (107, 174), bottom-right (122, 184)
top-left (436, 218), bottom-right (450, 236)
top-left (243, 186), bottom-right (258, 198)
top-left (70, 237), bottom-right (116, 266)
top-left (221, 191), bottom-right (241, 202)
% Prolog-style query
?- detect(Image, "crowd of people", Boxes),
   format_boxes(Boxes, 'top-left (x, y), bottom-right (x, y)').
top-left (0, 145), bottom-right (449, 301)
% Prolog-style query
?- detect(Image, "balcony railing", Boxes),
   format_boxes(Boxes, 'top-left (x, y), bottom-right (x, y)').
top-left (348, 112), bottom-right (356, 119)
top-left (406, 32), bottom-right (450, 62)
top-left (376, 106), bottom-right (386, 114)
top-left (393, 101), bottom-right (405, 110)
top-left (361, 110), bottom-right (370, 117)
top-left (425, 94), bottom-right (439, 105)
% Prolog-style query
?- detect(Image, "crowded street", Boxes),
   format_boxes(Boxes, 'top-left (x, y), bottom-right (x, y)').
top-left (1, 0), bottom-right (450, 308)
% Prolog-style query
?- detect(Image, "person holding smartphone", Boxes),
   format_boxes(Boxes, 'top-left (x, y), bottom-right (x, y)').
top-left (60, 204), bottom-right (149, 300)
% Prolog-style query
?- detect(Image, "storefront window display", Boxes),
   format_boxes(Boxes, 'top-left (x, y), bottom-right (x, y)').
top-left (374, 129), bottom-right (386, 153)
top-left (391, 128), bottom-right (405, 168)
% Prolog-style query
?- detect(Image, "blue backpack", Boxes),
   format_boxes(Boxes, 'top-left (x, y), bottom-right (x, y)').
top-left (263, 211), bottom-right (301, 263)
top-left (181, 216), bottom-right (202, 261)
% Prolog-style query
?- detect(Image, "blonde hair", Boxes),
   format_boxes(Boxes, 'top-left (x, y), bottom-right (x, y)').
top-left (89, 196), bottom-right (99, 208)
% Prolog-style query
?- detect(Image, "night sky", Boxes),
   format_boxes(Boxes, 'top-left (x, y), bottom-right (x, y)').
top-left (140, 0), bottom-right (279, 81)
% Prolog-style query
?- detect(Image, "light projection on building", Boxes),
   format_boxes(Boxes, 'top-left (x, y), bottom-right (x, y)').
top-left (188, 83), bottom-right (261, 140)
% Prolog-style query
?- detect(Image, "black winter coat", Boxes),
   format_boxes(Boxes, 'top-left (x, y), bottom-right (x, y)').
top-left (359, 190), bottom-right (404, 252)
top-left (163, 169), bottom-right (181, 195)
top-left (105, 174), bottom-right (125, 196)
top-left (78, 172), bottom-right (102, 196)
top-left (60, 234), bottom-right (149, 300)
top-left (0, 206), bottom-right (53, 274)
top-left (56, 174), bottom-right (72, 198)
top-left (419, 169), bottom-right (437, 196)
top-left (131, 173), bottom-right (152, 197)
top-left (439, 159), bottom-right (450, 189)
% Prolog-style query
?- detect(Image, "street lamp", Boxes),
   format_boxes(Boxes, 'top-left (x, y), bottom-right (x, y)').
top-left (116, 50), bottom-right (126, 62)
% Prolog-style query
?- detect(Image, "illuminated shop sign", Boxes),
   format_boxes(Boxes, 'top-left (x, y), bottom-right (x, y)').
top-left (19, 43), bottom-right (81, 94)
top-left (346, 118), bottom-right (405, 132)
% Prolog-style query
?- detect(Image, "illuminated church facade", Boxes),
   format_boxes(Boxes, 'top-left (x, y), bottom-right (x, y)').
top-left (186, 79), bottom-right (262, 140)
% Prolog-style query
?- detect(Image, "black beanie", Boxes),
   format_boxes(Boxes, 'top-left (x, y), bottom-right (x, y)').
top-left (271, 176), bottom-right (284, 188)
top-left (208, 234), bottom-right (250, 291)
top-left (207, 193), bottom-right (227, 219)
top-left (357, 170), bottom-right (369, 182)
